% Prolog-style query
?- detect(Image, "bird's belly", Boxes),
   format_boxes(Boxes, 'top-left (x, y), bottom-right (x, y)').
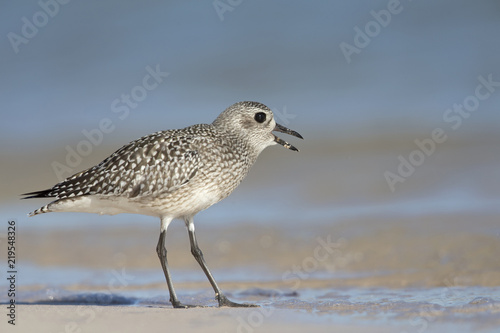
top-left (49, 174), bottom-right (241, 219)
top-left (48, 195), bottom-right (159, 217)
top-left (150, 184), bottom-right (225, 217)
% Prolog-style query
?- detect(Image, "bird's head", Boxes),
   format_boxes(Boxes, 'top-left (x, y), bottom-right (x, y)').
top-left (212, 101), bottom-right (303, 156)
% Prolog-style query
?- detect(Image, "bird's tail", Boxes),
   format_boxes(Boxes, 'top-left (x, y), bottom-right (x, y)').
top-left (22, 189), bottom-right (53, 217)
top-left (28, 204), bottom-right (51, 217)
top-left (22, 189), bottom-right (53, 199)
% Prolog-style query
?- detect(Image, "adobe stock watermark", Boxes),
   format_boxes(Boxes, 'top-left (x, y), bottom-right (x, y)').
top-left (51, 64), bottom-right (169, 181)
top-left (7, 0), bottom-right (72, 54)
top-left (385, 74), bottom-right (500, 192)
top-left (213, 0), bottom-right (244, 21)
top-left (236, 235), bottom-right (359, 333)
top-left (57, 252), bottom-right (135, 333)
top-left (281, 236), bottom-right (360, 290)
top-left (401, 270), bottom-right (470, 333)
top-left (272, 105), bottom-right (297, 126)
top-left (340, 0), bottom-right (408, 64)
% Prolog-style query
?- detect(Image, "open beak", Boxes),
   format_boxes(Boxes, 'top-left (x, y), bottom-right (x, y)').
top-left (273, 123), bottom-right (304, 152)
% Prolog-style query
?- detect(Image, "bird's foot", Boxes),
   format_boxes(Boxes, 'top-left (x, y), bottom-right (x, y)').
top-left (171, 299), bottom-right (203, 309)
top-left (217, 294), bottom-right (259, 308)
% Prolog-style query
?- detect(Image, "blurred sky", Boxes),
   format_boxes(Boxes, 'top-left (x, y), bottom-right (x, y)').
top-left (1, 0), bottom-right (500, 153)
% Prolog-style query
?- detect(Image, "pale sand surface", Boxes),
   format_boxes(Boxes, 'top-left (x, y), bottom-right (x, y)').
top-left (3, 288), bottom-right (499, 333)
top-left (7, 305), bottom-right (399, 333)
top-left (2, 135), bottom-right (500, 332)
top-left (2, 215), bottom-right (500, 333)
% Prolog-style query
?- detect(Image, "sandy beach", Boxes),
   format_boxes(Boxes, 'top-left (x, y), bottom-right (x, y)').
top-left (11, 304), bottom-right (401, 333)
top-left (2, 134), bottom-right (500, 332)
top-left (3, 0), bottom-right (500, 331)
top-left (2, 209), bottom-right (500, 332)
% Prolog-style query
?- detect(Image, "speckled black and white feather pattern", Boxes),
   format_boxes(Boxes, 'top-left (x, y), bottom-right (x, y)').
top-left (27, 129), bottom-right (202, 199)
top-left (24, 123), bottom-right (253, 217)
top-left (24, 101), bottom-right (301, 219)
top-left (23, 101), bottom-right (304, 309)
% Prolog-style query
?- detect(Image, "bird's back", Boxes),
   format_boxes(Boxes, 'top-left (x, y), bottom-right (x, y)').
top-left (25, 123), bottom-right (254, 218)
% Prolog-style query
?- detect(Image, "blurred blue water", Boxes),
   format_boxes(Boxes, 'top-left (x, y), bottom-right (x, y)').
top-left (1, 0), bottom-right (500, 152)
top-left (4, 177), bottom-right (500, 232)
top-left (2, 6), bottom-right (500, 330)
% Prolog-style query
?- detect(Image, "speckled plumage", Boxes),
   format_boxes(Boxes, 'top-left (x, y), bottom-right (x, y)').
top-left (27, 125), bottom-right (242, 217)
top-left (24, 101), bottom-right (302, 308)
top-left (25, 101), bottom-right (301, 220)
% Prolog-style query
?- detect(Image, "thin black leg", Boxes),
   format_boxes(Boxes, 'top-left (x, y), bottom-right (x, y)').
top-left (185, 218), bottom-right (258, 308)
top-left (156, 230), bottom-right (198, 308)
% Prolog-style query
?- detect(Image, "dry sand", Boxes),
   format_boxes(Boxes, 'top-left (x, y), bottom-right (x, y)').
top-left (9, 304), bottom-right (400, 333)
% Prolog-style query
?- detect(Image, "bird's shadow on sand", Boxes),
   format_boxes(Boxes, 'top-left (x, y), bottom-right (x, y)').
top-left (3, 288), bottom-right (297, 307)
top-left (5, 292), bottom-right (140, 306)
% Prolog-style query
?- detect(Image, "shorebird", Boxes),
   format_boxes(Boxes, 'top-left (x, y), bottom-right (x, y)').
top-left (23, 101), bottom-right (302, 308)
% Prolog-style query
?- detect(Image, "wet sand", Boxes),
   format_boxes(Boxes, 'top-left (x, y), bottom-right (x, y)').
top-left (6, 286), bottom-right (500, 333)
top-left (2, 214), bottom-right (500, 332)
top-left (14, 214), bottom-right (500, 287)
top-left (12, 304), bottom-right (397, 333)
top-left (2, 134), bottom-right (500, 332)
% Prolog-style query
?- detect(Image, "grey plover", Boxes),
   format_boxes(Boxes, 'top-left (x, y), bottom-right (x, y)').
top-left (23, 101), bottom-right (302, 308)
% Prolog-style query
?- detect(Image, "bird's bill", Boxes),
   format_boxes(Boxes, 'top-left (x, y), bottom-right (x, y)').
top-left (273, 123), bottom-right (303, 152)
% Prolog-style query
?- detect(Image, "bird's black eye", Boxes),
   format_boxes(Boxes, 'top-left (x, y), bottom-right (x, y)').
top-left (254, 112), bottom-right (266, 123)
